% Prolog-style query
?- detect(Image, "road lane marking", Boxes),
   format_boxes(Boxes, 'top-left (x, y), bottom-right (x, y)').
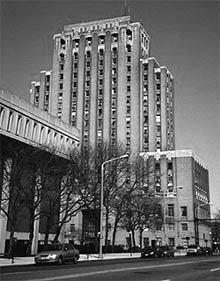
top-left (210, 268), bottom-right (220, 272)
top-left (19, 258), bottom-right (220, 281)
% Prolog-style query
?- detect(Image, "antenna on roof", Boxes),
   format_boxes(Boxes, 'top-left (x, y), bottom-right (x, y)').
top-left (124, 0), bottom-right (130, 16)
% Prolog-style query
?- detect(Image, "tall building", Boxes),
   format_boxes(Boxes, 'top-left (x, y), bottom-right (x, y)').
top-left (30, 16), bottom-right (175, 155)
top-left (29, 16), bottom-right (211, 248)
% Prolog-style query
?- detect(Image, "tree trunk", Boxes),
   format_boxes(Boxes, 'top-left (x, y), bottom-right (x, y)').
top-left (139, 227), bottom-right (143, 249)
top-left (44, 218), bottom-right (50, 246)
top-left (53, 224), bottom-right (62, 243)
top-left (26, 217), bottom-right (35, 255)
top-left (111, 216), bottom-right (120, 252)
top-left (132, 229), bottom-right (136, 249)
top-left (8, 228), bottom-right (15, 258)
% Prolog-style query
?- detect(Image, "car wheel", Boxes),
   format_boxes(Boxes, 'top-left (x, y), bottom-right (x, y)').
top-left (58, 256), bottom-right (63, 265)
top-left (73, 256), bottom-right (78, 264)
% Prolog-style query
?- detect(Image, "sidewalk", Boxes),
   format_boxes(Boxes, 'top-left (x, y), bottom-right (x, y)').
top-left (0, 252), bottom-right (141, 267)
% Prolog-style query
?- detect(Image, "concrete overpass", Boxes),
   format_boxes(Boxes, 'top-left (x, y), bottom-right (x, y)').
top-left (0, 90), bottom-right (80, 157)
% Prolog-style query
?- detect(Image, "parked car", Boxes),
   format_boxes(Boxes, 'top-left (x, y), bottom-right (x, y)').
top-left (141, 246), bottom-right (164, 258)
top-left (200, 247), bottom-right (213, 256)
top-left (160, 246), bottom-right (175, 257)
top-left (186, 245), bottom-right (202, 256)
top-left (35, 243), bottom-right (80, 265)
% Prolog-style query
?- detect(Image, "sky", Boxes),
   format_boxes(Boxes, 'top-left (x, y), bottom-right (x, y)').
top-left (1, 0), bottom-right (219, 214)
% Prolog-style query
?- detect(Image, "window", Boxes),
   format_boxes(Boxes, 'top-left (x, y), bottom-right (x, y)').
top-left (143, 237), bottom-right (149, 247)
top-left (126, 44), bottom-right (131, 52)
top-left (181, 223), bottom-right (188, 231)
top-left (156, 224), bottom-right (162, 231)
top-left (156, 73), bottom-right (160, 80)
top-left (112, 68), bottom-right (117, 75)
top-left (168, 238), bottom-right (175, 247)
top-left (127, 56), bottom-right (131, 63)
top-left (86, 37), bottom-right (92, 46)
top-left (168, 204), bottom-right (174, 217)
top-left (73, 39), bottom-right (79, 48)
top-left (144, 64), bottom-right (148, 71)
top-left (60, 53), bottom-right (65, 61)
top-left (70, 224), bottom-right (75, 233)
top-left (126, 29), bottom-right (132, 40)
top-left (181, 207), bottom-right (187, 217)
top-left (99, 49), bottom-right (104, 56)
top-left (168, 162), bottom-right (173, 170)
top-left (156, 84), bottom-right (161, 90)
top-left (168, 224), bottom-right (174, 231)
top-left (112, 33), bottom-right (118, 43)
top-left (112, 58), bottom-right (117, 64)
top-left (99, 35), bottom-right (105, 44)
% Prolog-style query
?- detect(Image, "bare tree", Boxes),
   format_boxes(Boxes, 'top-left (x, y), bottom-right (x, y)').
top-left (0, 139), bottom-right (42, 256)
top-left (119, 155), bottom-right (162, 249)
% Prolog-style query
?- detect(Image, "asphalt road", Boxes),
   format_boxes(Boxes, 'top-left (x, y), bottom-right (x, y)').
top-left (1, 256), bottom-right (220, 281)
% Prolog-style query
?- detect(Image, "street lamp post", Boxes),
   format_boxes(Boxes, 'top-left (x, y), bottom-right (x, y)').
top-left (99, 154), bottom-right (129, 259)
top-left (195, 202), bottom-right (213, 246)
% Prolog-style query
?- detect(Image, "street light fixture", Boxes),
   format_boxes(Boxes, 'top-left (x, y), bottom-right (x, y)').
top-left (99, 154), bottom-right (129, 259)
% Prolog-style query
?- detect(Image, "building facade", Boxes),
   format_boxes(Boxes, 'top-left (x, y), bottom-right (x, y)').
top-left (29, 16), bottom-right (211, 249)
top-left (138, 150), bottom-right (211, 248)
top-left (30, 16), bottom-right (175, 154)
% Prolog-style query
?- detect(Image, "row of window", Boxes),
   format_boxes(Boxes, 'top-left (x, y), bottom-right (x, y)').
top-left (110, 47), bottom-right (118, 147)
top-left (97, 49), bottom-right (104, 145)
top-left (84, 51), bottom-right (91, 146)
top-left (43, 75), bottom-right (50, 112)
top-left (126, 50), bottom-right (132, 152)
top-left (155, 222), bottom-right (189, 232)
top-left (72, 32), bottom-right (119, 50)
top-left (34, 85), bottom-right (40, 107)
top-left (166, 205), bottom-right (188, 217)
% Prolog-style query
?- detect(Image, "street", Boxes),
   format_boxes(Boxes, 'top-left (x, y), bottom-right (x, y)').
top-left (1, 256), bottom-right (219, 281)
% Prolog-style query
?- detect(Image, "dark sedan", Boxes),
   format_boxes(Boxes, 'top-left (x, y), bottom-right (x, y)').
top-left (160, 246), bottom-right (175, 257)
top-left (141, 246), bottom-right (164, 258)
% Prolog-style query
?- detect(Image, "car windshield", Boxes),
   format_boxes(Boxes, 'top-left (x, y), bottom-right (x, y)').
top-left (43, 244), bottom-right (63, 251)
